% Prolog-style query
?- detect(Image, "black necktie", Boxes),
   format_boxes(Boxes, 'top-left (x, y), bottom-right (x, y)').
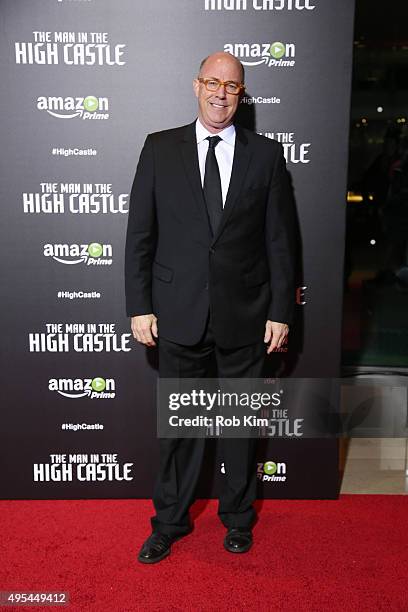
top-left (203, 135), bottom-right (223, 235)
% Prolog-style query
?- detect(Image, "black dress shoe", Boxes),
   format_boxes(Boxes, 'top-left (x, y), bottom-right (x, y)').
top-left (137, 532), bottom-right (173, 564)
top-left (224, 528), bottom-right (253, 553)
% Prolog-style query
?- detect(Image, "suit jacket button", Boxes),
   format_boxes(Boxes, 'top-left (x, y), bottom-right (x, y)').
top-left (204, 282), bottom-right (208, 290)
top-left (209, 247), bottom-right (215, 254)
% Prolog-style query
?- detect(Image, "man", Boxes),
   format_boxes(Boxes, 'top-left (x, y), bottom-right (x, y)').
top-left (125, 51), bottom-right (295, 563)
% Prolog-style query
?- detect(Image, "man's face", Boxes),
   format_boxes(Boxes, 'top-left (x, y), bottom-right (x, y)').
top-left (193, 54), bottom-right (243, 133)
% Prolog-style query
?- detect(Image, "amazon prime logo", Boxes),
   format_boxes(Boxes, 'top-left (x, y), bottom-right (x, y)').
top-left (224, 42), bottom-right (296, 67)
top-left (37, 95), bottom-right (109, 119)
top-left (43, 242), bottom-right (113, 265)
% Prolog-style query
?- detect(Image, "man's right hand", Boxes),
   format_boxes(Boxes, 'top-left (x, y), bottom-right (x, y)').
top-left (131, 314), bottom-right (158, 347)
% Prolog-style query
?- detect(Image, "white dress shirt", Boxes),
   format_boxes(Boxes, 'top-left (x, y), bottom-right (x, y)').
top-left (196, 118), bottom-right (236, 207)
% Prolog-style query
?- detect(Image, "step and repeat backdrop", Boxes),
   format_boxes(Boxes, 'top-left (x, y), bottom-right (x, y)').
top-left (1, 0), bottom-right (355, 499)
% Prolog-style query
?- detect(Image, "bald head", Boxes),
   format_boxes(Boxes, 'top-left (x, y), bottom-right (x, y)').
top-left (198, 52), bottom-right (245, 84)
top-left (193, 51), bottom-right (244, 133)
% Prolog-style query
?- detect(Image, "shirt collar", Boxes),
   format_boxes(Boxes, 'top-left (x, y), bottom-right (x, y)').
top-left (196, 118), bottom-right (236, 146)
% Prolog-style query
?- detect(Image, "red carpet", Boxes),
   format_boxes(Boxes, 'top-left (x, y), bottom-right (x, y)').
top-left (0, 496), bottom-right (407, 611)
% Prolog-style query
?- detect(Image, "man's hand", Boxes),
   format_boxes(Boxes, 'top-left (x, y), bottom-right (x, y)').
top-left (264, 320), bottom-right (289, 354)
top-left (131, 314), bottom-right (158, 347)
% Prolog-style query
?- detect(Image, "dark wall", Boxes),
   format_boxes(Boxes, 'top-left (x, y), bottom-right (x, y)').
top-left (0, 0), bottom-right (355, 499)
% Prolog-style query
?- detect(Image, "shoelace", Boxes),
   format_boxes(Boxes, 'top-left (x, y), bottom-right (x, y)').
top-left (148, 533), bottom-right (171, 552)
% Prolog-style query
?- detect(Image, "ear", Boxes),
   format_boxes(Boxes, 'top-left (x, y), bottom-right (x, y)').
top-left (193, 79), bottom-right (200, 99)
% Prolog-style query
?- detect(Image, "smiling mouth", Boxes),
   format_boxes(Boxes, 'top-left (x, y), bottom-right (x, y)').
top-left (209, 102), bottom-right (227, 109)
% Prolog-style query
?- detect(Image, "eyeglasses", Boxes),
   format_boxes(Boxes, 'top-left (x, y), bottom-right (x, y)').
top-left (198, 77), bottom-right (245, 95)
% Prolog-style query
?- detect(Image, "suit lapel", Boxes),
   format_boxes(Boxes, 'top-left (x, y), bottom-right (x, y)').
top-left (180, 122), bottom-right (252, 243)
top-left (180, 122), bottom-right (210, 227)
top-left (212, 126), bottom-right (251, 245)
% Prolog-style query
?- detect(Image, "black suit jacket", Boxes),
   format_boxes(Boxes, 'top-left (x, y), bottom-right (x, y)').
top-left (125, 121), bottom-right (295, 348)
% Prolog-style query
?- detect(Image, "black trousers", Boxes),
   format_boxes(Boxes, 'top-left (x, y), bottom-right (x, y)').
top-left (151, 313), bottom-right (265, 537)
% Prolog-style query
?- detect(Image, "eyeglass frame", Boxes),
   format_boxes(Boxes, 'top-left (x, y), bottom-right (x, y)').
top-left (197, 77), bottom-right (245, 96)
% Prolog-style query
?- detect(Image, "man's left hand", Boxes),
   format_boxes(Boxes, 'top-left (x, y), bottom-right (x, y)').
top-left (264, 320), bottom-right (289, 354)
